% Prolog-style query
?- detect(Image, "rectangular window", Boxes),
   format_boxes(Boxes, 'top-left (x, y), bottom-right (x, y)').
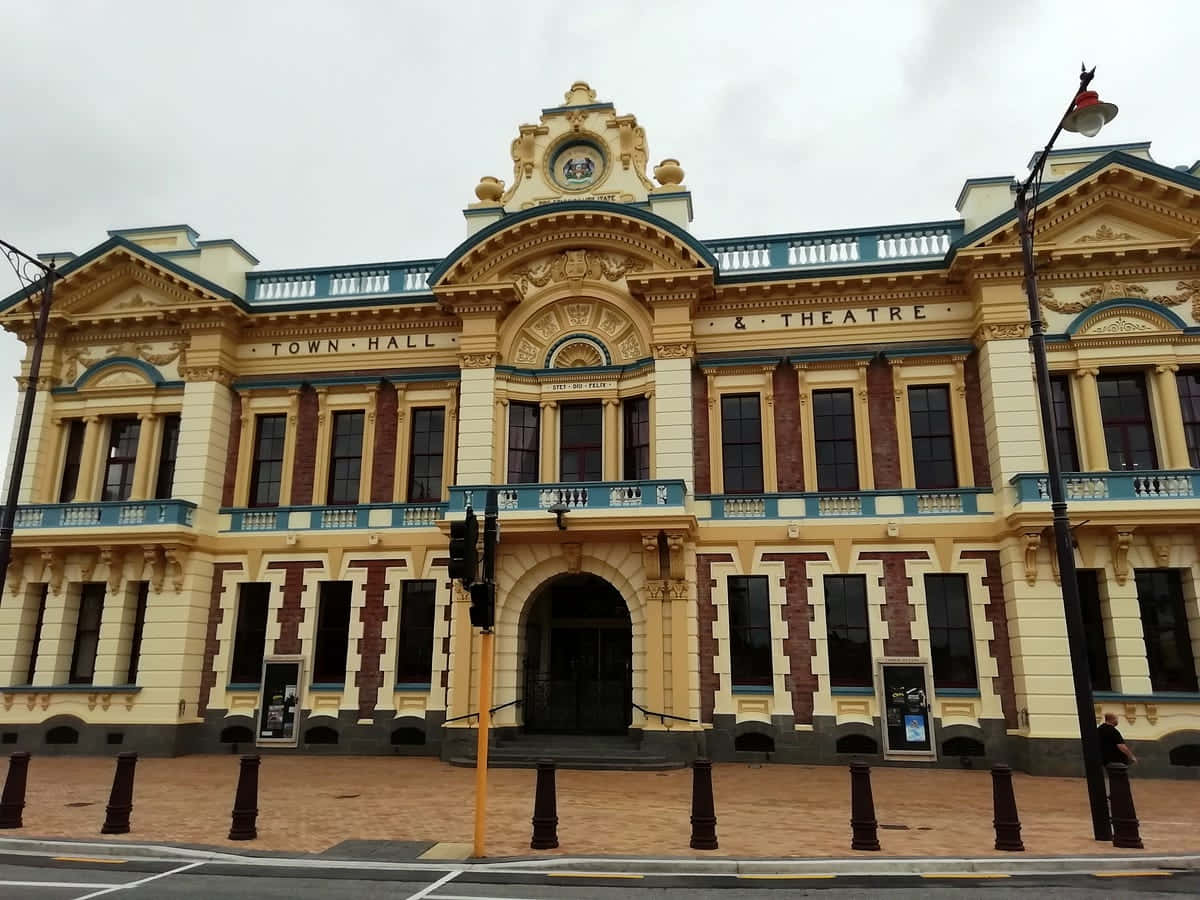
top-left (58, 419), bottom-right (86, 502)
top-left (727, 575), bottom-right (772, 686)
top-left (559, 402), bottom-right (603, 482)
top-left (622, 397), bottom-right (651, 481)
top-left (396, 580), bottom-right (437, 685)
top-left (825, 575), bottom-right (872, 687)
top-left (507, 402), bottom-right (540, 484)
top-left (1049, 375), bottom-right (1081, 472)
top-left (1177, 370), bottom-right (1200, 468)
top-left (924, 574), bottom-right (976, 689)
top-left (407, 407), bottom-right (445, 501)
top-left (1077, 570), bottom-right (1112, 691)
top-left (312, 581), bottom-right (352, 684)
top-left (153, 414), bottom-right (181, 499)
top-left (909, 386), bottom-right (957, 489)
top-left (248, 414), bottom-right (287, 507)
top-left (720, 394), bottom-right (764, 494)
top-left (1099, 374), bottom-right (1158, 470)
top-left (70, 584), bottom-right (106, 685)
top-left (125, 582), bottom-right (149, 685)
top-left (1134, 569), bottom-right (1199, 692)
top-left (25, 584), bottom-right (48, 685)
top-left (326, 410), bottom-right (365, 505)
top-left (813, 389), bottom-right (859, 491)
top-left (229, 583), bottom-right (270, 684)
top-left (101, 418), bottom-right (141, 502)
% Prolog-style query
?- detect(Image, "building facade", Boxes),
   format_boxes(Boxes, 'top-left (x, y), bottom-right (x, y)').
top-left (2, 82), bottom-right (1200, 776)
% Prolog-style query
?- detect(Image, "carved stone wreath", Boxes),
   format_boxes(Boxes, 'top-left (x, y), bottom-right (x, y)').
top-left (1040, 280), bottom-right (1199, 316)
top-left (508, 249), bottom-right (646, 297)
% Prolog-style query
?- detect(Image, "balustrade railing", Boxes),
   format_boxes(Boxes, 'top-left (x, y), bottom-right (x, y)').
top-left (14, 500), bottom-right (197, 528)
top-left (700, 488), bottom-right (986, 519)
top-left (451, 480), bottom-right (687, 513)
top-left (1012, 470), bottom-right (1200, 503)
top-left (221, 502), bottom-right (447, 531)
top-left (247, 260), bottom-right (435, 304)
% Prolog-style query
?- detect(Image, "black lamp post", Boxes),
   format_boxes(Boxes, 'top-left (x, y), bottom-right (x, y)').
top-left (0, 239), bottom-right (59, 598)
top-left (1015, 65), bottom-right (1118, 842)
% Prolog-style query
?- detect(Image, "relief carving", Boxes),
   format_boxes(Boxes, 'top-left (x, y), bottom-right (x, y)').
top-left (1075, 224), bottom-right (1137, 243)
top-left (508, 250), bottom-right (645, 296)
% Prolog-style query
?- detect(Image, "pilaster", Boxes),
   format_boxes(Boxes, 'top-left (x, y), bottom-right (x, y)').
top-left (1153, 364), bottom-right (1189, 469)
top-left (1075, 368), bottom-right (1108, 472)
top-left (129, 413), bottom-right (161, 501)
top-left (538, 400), bottom-right (557, 482)
top-left (174, 377), bottom-right (233, 531)
top-left (602, 397), bottom-right (620, 480)
top-left (75, 415), bottom-right (104, 502)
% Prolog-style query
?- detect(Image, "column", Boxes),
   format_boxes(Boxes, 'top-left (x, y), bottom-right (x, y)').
top-left (92, 583), bottom-right (137, 685)
top-left (761, 388), bottom-right (779, 492)
top-left (1074, 368), bottom-right (1108, 472)
top-left (311, 388), bottom-right (332, 505)
top-left (360, 385), bottom-right (379, 503)
top-left (1154, 364), bottom-right (1190, 469)
top-left (455, 366), bottom-right (498, 484)
top-left (16, 384), bottom-right (52, 504)
top-left (642, 588), bottom-right (666, 723)
top-left (129, 413), bottom-right (160, 500)
top-left (173, 378), bottom-right (233, 531)
top-left (538, 401), bottom-right (557, 482)
top-left (603, 398), bottom-right (620, 481)
top-left (974, 337), bottom-right (1044, 489)
top-left (442, 390), bottom-right (459, 499)
top-left (492, 398), bottom-right (508, 484)
top-left (35, 418), bottom-right (68, 503)
top-left (74, 415), bottom-right (104, 501)
top-left (952, 360), bottom-right (975, 487)
top-left (653, 355), bottom-right (695, 490)
top-left (855, 362), bottom-right (875, 489)
top-left (393, 390), bottom-right (410, 502)
top-left (32, 579), bottom-right (77, 686)
top-left (1103, 571), bottom-right (1154, 695)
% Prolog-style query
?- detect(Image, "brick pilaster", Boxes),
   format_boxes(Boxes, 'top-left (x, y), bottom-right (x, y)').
top-left (220, 393), bottom-right (241, 508)
top-left (964, 355), bottom-right (992, 487)
top-left (867, 358), bottom-right (901, 489)
top-left (267, 560), bottom-right (324, 654)
top-left (692, 368), bottom-right (711, 494)
top-left (772, 364), bottom-right (803, 492)
top-left (859, 550), bottom-right (929, 656)
top-left (961, 550), bottom-right (1018, 727)
top-left (370, 381), bottom-right (398, 503)
top-left (697, 553), bottom-right (733, 722)
top-left (289, 386), bottom-right (319, 505)
top-left (347, 558), bottom-right (408, 719)
top-left (762, 552), bottom-right (828, 723)
top-left (199, 561), bottom-right (244, 716)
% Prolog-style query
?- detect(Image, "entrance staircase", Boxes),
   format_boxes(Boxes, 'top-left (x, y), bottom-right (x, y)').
top-left (448, 733), bottom-right (683, 771)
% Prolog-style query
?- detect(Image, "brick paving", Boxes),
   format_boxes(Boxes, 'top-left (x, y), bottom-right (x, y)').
top-left (8, 755), bottom-right (1200, 859)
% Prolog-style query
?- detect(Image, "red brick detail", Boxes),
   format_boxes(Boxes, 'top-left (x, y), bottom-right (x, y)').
top-left (867, 358), bottom-right (901, 490)
top-left (692, 368), bottom-right (711, 494)
top-left (859, 551), bottom-right (929, 657)
top-left (961, 550), bottom-right (1018, 727)
top-left (289, 386), bottom-right (319, 505)
top-left (432, 557), bottom-right (451, 689)
top-left (697, 553), bottom-right (733, 723)
top-left (221, 393), bottom-right (242, 508)
top-left (267, 560), bottom-right (324, 654)
top-left (762, 552), bottom-right (828, 723)
top-left (964, 354), bottom-right (991, 487)
top-left (347, 559), bottom-right (408, 719)
top-left (199, 562), bottom-right (244, 716)
top-left (772, 364), bottom-right (804, 492)
top-left (370, 382), bottom-right (398, 503)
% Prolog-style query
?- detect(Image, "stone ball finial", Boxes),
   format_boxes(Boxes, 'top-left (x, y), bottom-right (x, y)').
top-left (564, 81), bottom-right (597, 105)
top-left (474, 176), bottom-right (505, 203)
top-left (653, 158), bottom-right (685, 187)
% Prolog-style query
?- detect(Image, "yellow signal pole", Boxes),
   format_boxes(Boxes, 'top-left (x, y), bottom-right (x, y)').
top-left (472, 626), bottom-right (494, 858)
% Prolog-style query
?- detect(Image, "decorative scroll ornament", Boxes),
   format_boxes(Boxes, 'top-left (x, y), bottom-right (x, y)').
top-left (1087, 316), bottom-right (1156, 335)
top-left (508, 250), bottom-right (645, 296)
top-left (1039, 280), bottom-right (1179, 315)
top-left (653, 342), bottom-right (693, 360)
top-left (974, 323), bottom-right (1030, 343)
top-left (1075, 224), bottom-right (1136, 243)
top-left (1022, 532), bottom-right (1041, 586)
top-left (552, 340), bottom-right (604, 368)
top-left (459, 352), bottom-right (497, 369)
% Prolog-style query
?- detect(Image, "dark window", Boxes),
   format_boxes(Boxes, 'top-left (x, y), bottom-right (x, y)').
top-left (396, 580), bottom-right (437, 684)
top-left (1078, 570), bottom-right (1112, 691)
top-left (825, 575), bottom-right (872, 687)
top-left (153, 414), bottom-right (181, 499)
top-left (58, 419), bottom-right (86, 502)
top-left (1134, 569), bottom-right (1199, 692)
top-left (249, 414), bottom-right (286, 507)
top-left (560, 403), bottom-right (603, 482)
top-left (507, 402), bottom-right (540, 484)
top-left (721, 394), bottom-right (764, 494)
top-left (69, 584), bottom-right (106, 685)
top-left (125, 582), bottom-right (149, 685)
top-left (101, 418), bottom-right (141, 502)
top-left (1099, 374), bottom-right (1158, 470)
top-left (814, 389), bottom-right (859, 491)
top-left (229, 583), bottom-right (270, 684)
top-left (728, 576), bottom-right (772, 686)
top-left (925, 574), bottom-right (976, 689)
top-left (407, 408), bottom-right (445, 501)
top-left (312, 581), bottom-right (352, 684)
top-left (327, 410), bottom-right (365, 505)
top-left (1177, 370), bottom-right (1200, 468)
top-left (1049, 375), bottom-right (1081, 472)
top-left (622, 397), bottom-right (651, 481)
top-left (25, 584), bottom-right (48, 685)
top-left (909, 386), bottom-right (957, 489)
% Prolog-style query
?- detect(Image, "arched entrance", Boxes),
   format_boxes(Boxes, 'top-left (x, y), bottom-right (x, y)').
top-left (523, 573), bottom-right (632, 734)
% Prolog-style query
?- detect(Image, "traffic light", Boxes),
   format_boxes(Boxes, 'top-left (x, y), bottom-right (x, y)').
top-left (448, 509), bottom-right (478, 584)
top-left (468, 580), bottom-right (494, 629)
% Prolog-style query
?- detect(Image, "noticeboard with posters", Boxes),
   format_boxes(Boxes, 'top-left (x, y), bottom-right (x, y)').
top-left (256, 657), bottom-right (303, 747)
top-left (876, 658), bottom-right (937, 761)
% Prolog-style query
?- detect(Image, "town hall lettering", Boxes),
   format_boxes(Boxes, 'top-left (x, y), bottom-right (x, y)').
top-left (270, 334), bottom-right (437, 356)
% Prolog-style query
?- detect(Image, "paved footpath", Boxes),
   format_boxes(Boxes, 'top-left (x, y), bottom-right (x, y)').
top-left (6, 755), bottom-right (1200, 859)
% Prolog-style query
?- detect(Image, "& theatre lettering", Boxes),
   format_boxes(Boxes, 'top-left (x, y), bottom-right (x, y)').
top-left (708, 303), bottom-right (962, 335)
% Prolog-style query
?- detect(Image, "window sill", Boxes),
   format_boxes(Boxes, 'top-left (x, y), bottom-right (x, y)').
top-left (731, 685), bottom-right (773, 694)
top-left (831, 685), bottom-right (875, 695)
top-left (395, 683), bottom-right (432, 692)
top-left (226, 683), bottom-right (261, 692)
top-left (0, 684), bottom-right (142, 693)
top-left (308, 683), bottom-right (345, 692)
top-left (935, 687), bottom-right (981, 697)
top-left (1094, 691), bottom-right (1200, 703)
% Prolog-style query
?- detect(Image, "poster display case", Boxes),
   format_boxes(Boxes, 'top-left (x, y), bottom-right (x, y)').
top-left (255, 656), bottom-right (304, 748)
top-left (875, 658), bottom-right (936, 761)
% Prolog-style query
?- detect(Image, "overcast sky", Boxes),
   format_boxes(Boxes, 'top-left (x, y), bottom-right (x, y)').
top-left (2, 0), bottom-right (1198, 477)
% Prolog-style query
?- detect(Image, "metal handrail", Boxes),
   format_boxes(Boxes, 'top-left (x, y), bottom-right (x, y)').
top-left (632, 702), bottom-right (697, 724)
top-left (443, 697), bottom-right (522, 725)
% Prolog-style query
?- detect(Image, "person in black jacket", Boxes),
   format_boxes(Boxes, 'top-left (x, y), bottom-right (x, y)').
top-left (1098, 712), bottom-right (1137, 766)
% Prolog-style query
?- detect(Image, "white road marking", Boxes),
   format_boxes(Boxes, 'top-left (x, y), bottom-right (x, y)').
top-left (0, 881), bottom-right (115, 889)
top-left (404, 869), bottom-right (461, 900)
top-left (71, 861), bottom-right (204, 899)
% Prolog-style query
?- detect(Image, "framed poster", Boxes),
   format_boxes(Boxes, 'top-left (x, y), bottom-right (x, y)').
top-left (256, 656), bottom-right (304, 747)
top-left (876, 658), bottom-right (936, 761)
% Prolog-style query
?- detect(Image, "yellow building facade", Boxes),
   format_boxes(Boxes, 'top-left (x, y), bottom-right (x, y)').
top-left (2, 82), bottom-right (1200, 775)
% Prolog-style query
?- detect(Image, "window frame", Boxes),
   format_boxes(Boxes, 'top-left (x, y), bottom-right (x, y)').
top-left (248, 414), bottom-right (287, 508)
top-left (924, 573), bottom-right (977, 690)
top-left (312, 581), bottom-right (353, 685)
top-left (153, 413), bottom-right (182, 500)
top-left (101, 417), bottom-right (141, 502)
top-left (720, 393), bottom-right (765, 495)
top-left (1049, 374), bottom-right (1081, 473)
top-left (622, 396), bottom-right (651, 481)
top-left (813, 388), bottom-right (860, 492)
top-left (396, 580), bottom-right (437, 686)
top-left (125, 582), bottom-right (150, 685)
top-left (727, 575), bottom-right (773, 687)
top-left (1077, 569), bottom-right (1112, 692)
top-left (1177, 369), bottom-right (1200, 468)
top-left (506, 402), bottom-right (541, 484)
top-left (58, 419), bottom-right (87, 502)
top-left (1098, 373), bottom-right (1159, 471)
top-left (907, 385), bottom-right (958, 490)
top-left (559, 401), bottom-right (603, 483)
top-left (824, 574), bottom-right (873, 687)
top-left (407, 407), bottom-right (446, 502)
top-left (69, 583), bottom-right (106, 685)
top-left (1134, 568), bottom-right (1199, 693)
top-left (229, 583), bottom-right (271, 685)
top-left (25, 584), bottom-right (49, 685)
top-left (326, 409), bottom-right (366, 505)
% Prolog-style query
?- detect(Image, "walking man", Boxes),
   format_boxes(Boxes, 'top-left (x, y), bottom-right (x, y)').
top-left (1098, 712), bottom-right (1137, 766)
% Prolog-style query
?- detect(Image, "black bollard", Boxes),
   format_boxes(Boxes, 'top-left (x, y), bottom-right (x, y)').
top-left (228, 755), bottom-right (261, 841)
top-left (991, 764), bottom-right (1024, 851)
top-left (530, 759), bottom-right (559, 850)
top-left (101, 752), bottom-right (138, 835)
top-left (849, 761), bottom-right (880, 851)
top-left (0, 752), bottom-right (31, 829)
top-left (1106, 763), bottom-right (1143, 849)
top-left (689, 758), bottom-right (718, 850)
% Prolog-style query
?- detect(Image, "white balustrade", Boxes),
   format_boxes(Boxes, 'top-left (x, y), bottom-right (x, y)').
top-left (818, 495), bottom-right (862, 516)
top-left (242, 511), bottom-right (277, 530)
top-left (713, 243), bottom-right (772, 271)
top-left (62, 505), bottom-right (102, 526)
top-left (402, 268), bottom-right (433, 291)
top-left (609, 485), bottom-right (644, 507)
top-left (656, 484), bottom-right (669, 505)
top-left (539, 487), bottom-right (590, 509)
top-left (118, 505), bottom-right (146, 525)
top-left (320, 508), bottom-right (358, 528)
top-left (330, 270), bottom-right (390, 296)
top-left (915, 493), bottom-right (963, 514)
top-left (402, 505), bottom-right (441, 526)
top-left (254, 276), bottom-right (317, 300)
top-left (1064, 477), bottom-right (1109, 500)
top-left (1133, 474), bottom-right (1193, 498)
top-left (724, 497), bottom-right (766, 518)
top-left (875, 230), bottom-right (952, 259)
top-left (787, 236), bottom-right (859, 266)
top-left (14, 508), bottom-right (43, 527)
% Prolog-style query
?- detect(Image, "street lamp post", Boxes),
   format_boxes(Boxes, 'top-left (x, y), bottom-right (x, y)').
top-left (1015, 65), bottom-right (1118, 842)
top-left (0, 239), bottom-right (59, 598)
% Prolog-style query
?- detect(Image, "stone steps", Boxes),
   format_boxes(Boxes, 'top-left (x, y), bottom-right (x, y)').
top-left (448, 734), bottom-right (685, 771)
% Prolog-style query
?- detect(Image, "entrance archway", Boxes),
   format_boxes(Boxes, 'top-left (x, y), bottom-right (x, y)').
top-left (522, 574), bottom-right (632, 734)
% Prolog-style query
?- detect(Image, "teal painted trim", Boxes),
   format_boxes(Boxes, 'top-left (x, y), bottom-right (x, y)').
top-left (394, 683), bottom-right (432, 691)
top-left (196, 238), bottom-right (260, 265)
top-left (108, 224), bottom-right (199, 245)
top-left (1027, 141), bottom-right (1152, 170)
top-left (0, 684), bottom-right (142, 693)
top-left (449, 480), bottom-right (687, 513)
top-left (52, 377), bottom-right (184, 396)
top-left (540, 101), bottom-right (615, 115)
top-left (699, 488), bottom-right (989, 519)
top-left (243, 293), bottom-right (434, 314)
top-left (494, 357), bottom-right (654, 379)
top-left (702, 218), bottom-right (964, 249)
top-left (1066, 298), bottom-right (1187, 335)
top-left (37, 251), bottom-right (76, 262)
top-left (545, 332), bottom-right (612, 367)
top-left (1094, 691), bottom-right (1200, 703)
top-left (1011, 470), bottom-right (1200, 502)
top-left (698, 355), bottom-right (783, 370)
top-left (250, 257), bottom-right (442, 279)
top-left (463, 207), bottom-right (506, 218)
top-left (717, 257), bottom-right (949, 286)
top-left (831, 685), bottom-right (875, 695)
top-left (786, 350), bottom-right (877, 364)
top-left (731, 685), bottom-right (774, 694)
top-left (220, 501), bottom-right (447, 532)
top-left (76, 356), bottom-right (163, 388)
top-left (429, 201), bottom-right (718, 287)
top-left (883, 343), bottom-right (975, 360)
top-left (1044, 333), bottom-right (1071, 343)
top-left (232, 371), bottom-right (460, 391)
top-left (16, 499), bottom-right (197, 528)
top-left (226, 682), bottom-right (260, 691)
top-left (954, 177), bottom-right (1017, 213)
top-left (308, 683), bottom-right (345, 691)
top-left (935, 687), bottom-right (981, 697)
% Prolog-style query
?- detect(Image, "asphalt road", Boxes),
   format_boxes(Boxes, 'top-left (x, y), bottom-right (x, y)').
top-left (0, 853), bottom-right (1196, 899)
